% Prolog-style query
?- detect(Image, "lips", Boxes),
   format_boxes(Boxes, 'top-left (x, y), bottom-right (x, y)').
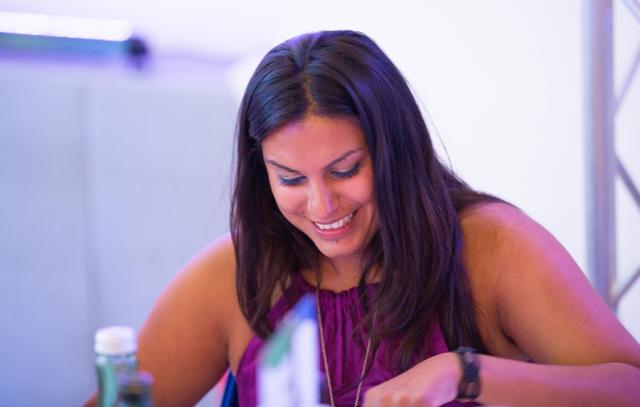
top-left (313, 212), bottom-right (354, 230)
top-left (311, 210), bottom-right (357, 240)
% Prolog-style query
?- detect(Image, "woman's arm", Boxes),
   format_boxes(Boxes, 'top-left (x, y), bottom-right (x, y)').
top-left (477, 355), bottom-right (640, 406)
top-left (134, 234), bottom-right (239, 406)
top-left (364, 203), bottom-right (640, 406)
top-left (478, 203), bottom-right (640, 406)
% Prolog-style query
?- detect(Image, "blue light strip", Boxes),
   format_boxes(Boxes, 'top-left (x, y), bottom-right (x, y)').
top-left (0, 11), bottom-right (148, 62)
top-left (0, 11), bottom-right (132, 41)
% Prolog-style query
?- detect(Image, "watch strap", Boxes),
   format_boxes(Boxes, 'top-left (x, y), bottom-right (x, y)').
top-left (454, 346), bottom-right (481, 400)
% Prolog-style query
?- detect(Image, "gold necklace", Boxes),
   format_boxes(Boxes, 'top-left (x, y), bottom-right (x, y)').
top-left (315, 287), bottom-right (372, 407)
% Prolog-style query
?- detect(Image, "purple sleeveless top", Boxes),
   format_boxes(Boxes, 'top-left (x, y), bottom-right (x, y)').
top-left (235, 273), bottom-right (480, 406)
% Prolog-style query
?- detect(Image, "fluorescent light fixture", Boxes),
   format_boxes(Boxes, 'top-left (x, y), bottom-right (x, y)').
top-left (0, 11), bottom-right (133, 42)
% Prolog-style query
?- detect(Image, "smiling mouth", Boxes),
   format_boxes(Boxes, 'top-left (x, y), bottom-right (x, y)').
top-left (313, 212), bottom-right (355, 230)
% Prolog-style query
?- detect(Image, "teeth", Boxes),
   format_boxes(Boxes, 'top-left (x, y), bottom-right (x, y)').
top-left (314, 213), bottom-right (354, 230)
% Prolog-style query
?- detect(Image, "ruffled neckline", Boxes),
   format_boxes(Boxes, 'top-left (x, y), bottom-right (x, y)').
top-left (291, 272), bottom-right (378, 297)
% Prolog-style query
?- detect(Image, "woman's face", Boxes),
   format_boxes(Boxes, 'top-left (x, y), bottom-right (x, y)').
top-left (261, 115), bottom-right (378, 262)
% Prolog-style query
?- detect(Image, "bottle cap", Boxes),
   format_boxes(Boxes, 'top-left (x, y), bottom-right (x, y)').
top-left (94, 326), bottom-right (137, 355)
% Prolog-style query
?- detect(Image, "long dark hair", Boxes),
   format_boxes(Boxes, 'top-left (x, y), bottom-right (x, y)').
top-left (231, 30), bottom-right (495, 373)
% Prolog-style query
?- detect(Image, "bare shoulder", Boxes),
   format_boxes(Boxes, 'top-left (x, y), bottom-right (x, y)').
top-left (155, 233), bottom-right (238, 334)
top-left (460, 201), bottom-right (572, 279)
top-left (460, 202), bottom-right (640, 367)
top-left (459, 201), bottom-right (536, 300)
top-left (179, 233), bottom-right (237, 296)
top-left (136, 233), bottom-right (245, 406)
top-left (459, 202), bottom-right (535, 358)
top-left (188, 233), bottom-right (236, 272)
top-left (460, 200), bottom-right (534, 240)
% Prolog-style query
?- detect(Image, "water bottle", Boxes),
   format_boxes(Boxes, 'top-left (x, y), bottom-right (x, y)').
top-left (116, 371), bottom-right (154, 407)
top-left (94, 326), bottom-right (138, 407)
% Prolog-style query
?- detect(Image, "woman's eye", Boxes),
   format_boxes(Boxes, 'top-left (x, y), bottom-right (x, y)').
top-left (278, 176), bottom-right (305, 186)
top-left (332, 162), bottom-right (361, 179)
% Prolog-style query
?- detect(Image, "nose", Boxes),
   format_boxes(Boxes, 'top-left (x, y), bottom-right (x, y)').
top-left (307, 180), bottom-right (338, 220)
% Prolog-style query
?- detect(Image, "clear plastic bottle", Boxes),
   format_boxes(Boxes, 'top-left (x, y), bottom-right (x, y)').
top-left (116, 371), bottom-right (154, 407)
top-left (94, 326), bottom-right (138, 407)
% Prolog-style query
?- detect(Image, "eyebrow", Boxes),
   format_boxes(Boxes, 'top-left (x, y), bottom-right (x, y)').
top-left (265, 149), bottom-right (362, 174)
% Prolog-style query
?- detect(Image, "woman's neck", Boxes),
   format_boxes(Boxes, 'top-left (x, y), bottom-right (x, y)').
top-left (304, 255), bottom-right (379, 292)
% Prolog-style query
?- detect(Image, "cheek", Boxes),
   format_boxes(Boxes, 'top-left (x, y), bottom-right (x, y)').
top-left (271, 187), bottom-right (306, 216)
top-left (343, 174), bottom-right (375, 203)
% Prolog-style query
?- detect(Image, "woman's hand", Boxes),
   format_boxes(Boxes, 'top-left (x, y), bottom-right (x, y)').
top-left (363, 352), bottom-right (462, 407)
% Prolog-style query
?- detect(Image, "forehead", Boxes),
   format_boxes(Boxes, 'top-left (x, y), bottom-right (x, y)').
top-left (261, 115), bottom-right (368, 164)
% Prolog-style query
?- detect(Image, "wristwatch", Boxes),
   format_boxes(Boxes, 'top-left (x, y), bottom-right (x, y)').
top-left (454, 346), bottom-right (481, 400)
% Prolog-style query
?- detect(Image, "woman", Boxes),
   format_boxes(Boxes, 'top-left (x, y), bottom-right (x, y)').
top-left (133, 31), bottom-right (640, 406)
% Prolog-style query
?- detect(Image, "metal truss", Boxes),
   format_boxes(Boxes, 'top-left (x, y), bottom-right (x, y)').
top-left (585, 0), bottom-right (640, 310)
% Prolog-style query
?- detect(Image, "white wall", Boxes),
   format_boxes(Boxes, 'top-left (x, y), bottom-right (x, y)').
top-left (1, 0), bottom-right (638, 404)
top-left (0, 58), bottom-right (235, 405)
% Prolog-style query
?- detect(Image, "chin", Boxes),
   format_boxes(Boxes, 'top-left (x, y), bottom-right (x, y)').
top-left (319, 240), bottom-right (362, 259)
